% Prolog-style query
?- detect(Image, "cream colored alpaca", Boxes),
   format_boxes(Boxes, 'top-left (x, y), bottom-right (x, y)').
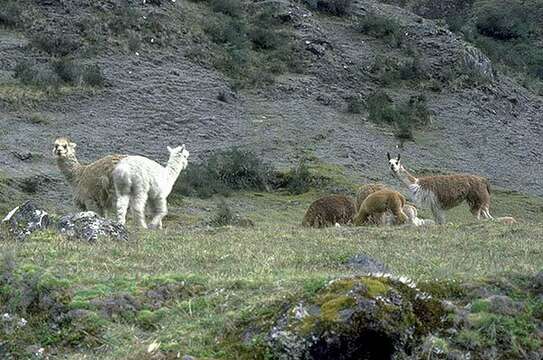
top-left (53, 137), bottom-right (125, 217)
top-left (112, 145), bottom-right (189, 229)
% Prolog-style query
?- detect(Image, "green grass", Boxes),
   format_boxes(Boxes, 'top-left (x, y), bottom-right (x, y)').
top-left (1, 170), bottom-right (543, 358)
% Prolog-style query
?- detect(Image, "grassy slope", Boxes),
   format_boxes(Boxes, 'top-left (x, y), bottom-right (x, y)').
top-left (1, 174), bottom-right (543, 358)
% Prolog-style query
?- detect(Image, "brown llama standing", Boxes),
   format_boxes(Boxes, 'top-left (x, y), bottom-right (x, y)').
top-left (302, 195), bottom-right (357, 228)
top-left (353, 189), bottom-right (408, 226)
top-left (387, 153), bottom-right (492, 224)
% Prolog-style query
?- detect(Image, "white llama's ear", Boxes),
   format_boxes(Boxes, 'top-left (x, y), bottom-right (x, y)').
top-left (180, 144), bottom-right (185, 150)
top-left (167, 146), bottom-right (173, 153)
top-left (387, 152), bottom-right (391, 161)
top-left (69, 142), bottom-right (77, 149)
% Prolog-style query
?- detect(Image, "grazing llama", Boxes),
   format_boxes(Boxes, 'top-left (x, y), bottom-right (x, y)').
top-left (354, 189), bottom-right (408, 226)
top-left (355, 183), bottom-right (388, 224)
top-left (112, 145), bottom-right (189, 229)
top-left (302, 195), bottom-right (357, 228)
top-left (387, 153), bottom-right (492, 224)
top-left (53, 137), bottom-right (125, 217)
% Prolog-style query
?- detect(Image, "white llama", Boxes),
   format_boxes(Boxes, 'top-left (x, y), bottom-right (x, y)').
top-left (112, 145), bottom-right (189, 229)
top-left (387, 153), bottom-right (492, 224)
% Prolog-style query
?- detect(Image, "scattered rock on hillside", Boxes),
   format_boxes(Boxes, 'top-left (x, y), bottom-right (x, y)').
top-left (56, 211), bottom-right (128, 242)
top-left (462, 45), bottom-right (495, 81)
top-left (1, 200), bottom-right (50, 240)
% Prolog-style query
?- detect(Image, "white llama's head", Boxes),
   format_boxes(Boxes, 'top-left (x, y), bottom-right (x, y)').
top-left (167, 144), bottom-right (189, 162)
top-left (387, 152), bottom-right (402, 175)
top-left (53, 137), bottom-right (77, 158)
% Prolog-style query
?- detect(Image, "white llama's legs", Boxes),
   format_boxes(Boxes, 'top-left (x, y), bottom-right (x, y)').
top-left (131, 191), bottom-right (148, 229)
top-left (481, 207), bottom-right (492, 219)
top-left (149, 197), bottom-right (167, 229)
top-left (431, 205), bottom-right (445, 225)
top-left (115, 195), bottom-right (130, 225)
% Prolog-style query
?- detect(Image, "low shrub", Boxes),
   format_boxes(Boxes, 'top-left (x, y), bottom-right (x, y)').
top-left (14, 59), bottom-right (105, 88)
top-left (174, 148), bottom-right (272, 198)
top-left (209, 0), bottom-right (243, 18)
top-left (14, 60), bottom-right (61, 88)
top-left (356, 13), bottom-right (404, 47)
top-left (346, 95), bottom-right (364, 113)
top-left (366, 91), bottom-right (432, 140)
top-left (473, 0), bottom-right (535, 40)
top-left (0, 0), bottom-right (22, 28)
top-left (281, 159), bottom-right (314, 195)
top-left (30, 33), bottom-right (81, 56)
top-left (205, 16), bottom-right (248, 46)
top-left (304, 0), bottom-right (353, 16)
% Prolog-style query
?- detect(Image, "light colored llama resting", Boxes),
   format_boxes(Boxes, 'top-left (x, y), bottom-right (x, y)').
top-left (112, 145), bottom-right (189, 229)
top-left (53, 137), bottom-right (126, 217)
top-left (387, 153), bottom-right (492, 224)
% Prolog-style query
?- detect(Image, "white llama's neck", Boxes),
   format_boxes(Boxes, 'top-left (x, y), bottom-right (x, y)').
top-left (164, 157), bottom-right (187, 190)
top-left (396, 166), bottom-right (419, 190)
top-left (57, 154), bottom-right (83, 185)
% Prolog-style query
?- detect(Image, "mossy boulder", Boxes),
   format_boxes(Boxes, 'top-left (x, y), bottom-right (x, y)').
top-left (267, 275), bottom-right (451, 360)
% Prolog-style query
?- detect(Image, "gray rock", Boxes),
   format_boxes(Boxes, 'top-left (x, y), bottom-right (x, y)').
top-left (56, 211), bottom-right (128, 242)
top-left (1, 201), bottom-right (50, 240)
top-left (346, 254), bottom-right (390, 274)
top-left (533, 271), bottom-right (543, 292)
top-left (267, 275), bottom-right (449, 360)
top-left (462, 45), bottom-right (495, 81)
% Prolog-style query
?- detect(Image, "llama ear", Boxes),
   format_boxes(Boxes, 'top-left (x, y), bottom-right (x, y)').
top-left (397, 154), bottom-right (401, 161)
top-left (69, 142), bottom-right (77, 149)
top-left (167, 146), bottom-right (173, 153)
top-left (387, 152), bottom-right (391, 161)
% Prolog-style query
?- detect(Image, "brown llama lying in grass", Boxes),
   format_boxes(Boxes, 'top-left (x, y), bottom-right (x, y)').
top-left (388, 153), bottom-right (492, 224)
top-left (354, 189), bottom-right (408, 226)
top-left (302, 195), bottom-right (357, 228)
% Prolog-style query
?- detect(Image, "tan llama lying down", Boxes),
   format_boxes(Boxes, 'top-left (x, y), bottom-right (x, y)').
top-left (354, 190), bottom-right (408, 226)
top-left (302, 195), bottom-right (357, 228)
top-left (355, 183), bottom-right (388, 225)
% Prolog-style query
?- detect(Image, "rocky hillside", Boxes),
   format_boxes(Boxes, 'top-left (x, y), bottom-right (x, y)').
top-left (0, 0), bottom-right (542, 211)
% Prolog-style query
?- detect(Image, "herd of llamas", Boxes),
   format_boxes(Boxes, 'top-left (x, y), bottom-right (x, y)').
top-left (52, 138), bottom-right (516, 229)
